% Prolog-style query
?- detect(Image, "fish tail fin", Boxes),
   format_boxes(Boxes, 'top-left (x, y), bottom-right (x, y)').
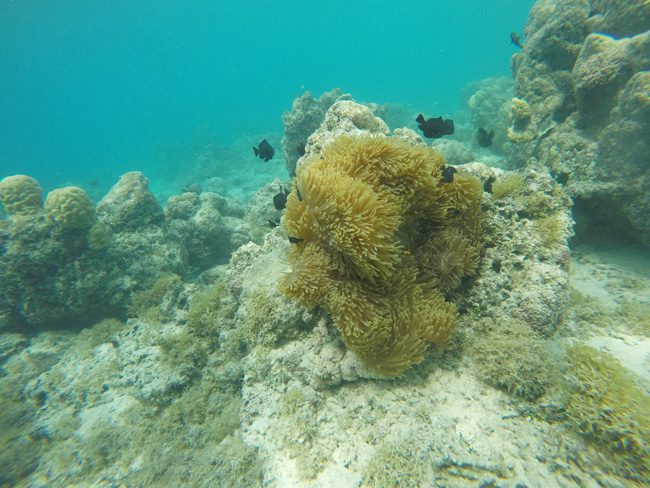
top-left (253, 147), bottom-right (259, 156)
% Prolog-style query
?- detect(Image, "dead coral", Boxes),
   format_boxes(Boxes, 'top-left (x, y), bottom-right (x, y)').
top-left (279, 136), bottom-right (483, 376)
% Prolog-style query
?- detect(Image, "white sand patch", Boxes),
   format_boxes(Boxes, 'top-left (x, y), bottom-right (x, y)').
top-left (587, 335), bottom-right (650, 387)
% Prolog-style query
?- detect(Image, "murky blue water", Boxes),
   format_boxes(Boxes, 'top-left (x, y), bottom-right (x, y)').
top-left (0, 0), bottom-right (533, 193)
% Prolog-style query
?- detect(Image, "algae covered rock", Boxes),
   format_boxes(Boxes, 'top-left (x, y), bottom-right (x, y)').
top-left (0, 174), bottom-right (184, 330)
top-left (281, 88), bottom-right (347, 176)
top-left (244, 178), bottom-right (289, 244)
top-left (44, 186), bottom-right (96, 231)
top-left (0, 175), bottom-right (43, 216)
top-left (573, 32), bottom-right (649, 126)
top-left (96, 171), bottom-right (163, 232)
top-left (301, 100), bottom-right (390, 170)
top-left (510, 0), bottom-right (650, 244)
top-left (165, 191), bottom-right (237, 270)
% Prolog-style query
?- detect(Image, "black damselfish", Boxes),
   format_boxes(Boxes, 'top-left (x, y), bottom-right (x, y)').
top-left (253, 139), bottom-right (275, 162)
top-left (416, 114), bottom-right (455, 139)
top-left (441, 165), bottom-right (457, 183)
top-left (477, 127), bottom-right (495, 148)
top-left (273, 184), bottom-right (290, 210)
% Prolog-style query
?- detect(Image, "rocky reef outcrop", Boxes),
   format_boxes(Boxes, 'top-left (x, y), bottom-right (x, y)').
top-left (0, 172), bottom-right (248, 330)
top-left (508, 0), bottom-right (650, 244)
top-left (280, 88), bottom-right (349, 176)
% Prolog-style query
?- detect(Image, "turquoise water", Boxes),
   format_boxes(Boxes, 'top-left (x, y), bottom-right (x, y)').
top-left (2, 2), bottom-right (650, 486)
top-left (0, 0), bottom-right (532, 193)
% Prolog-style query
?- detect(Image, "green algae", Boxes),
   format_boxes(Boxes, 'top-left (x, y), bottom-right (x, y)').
top-left (620, 301), bottom-right (650, 337)
top-left (128, 273), bottom-right (184, 323)
top-left (563, 344), bottom-right (650, 481)
top-left (468, 318), bottom-right (552, 400)
top-left (534, 213), bottom-right (566, 247)
top-left (77, 318), bottom-right (124, 348)
top-left (363, 441), bottom-right (429, 488)
top-left (491, 173), bottom-right (525, 199)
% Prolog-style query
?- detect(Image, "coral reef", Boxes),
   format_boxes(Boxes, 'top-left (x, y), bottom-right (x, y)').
top-left (0, 94), bottom-right (606, 487)
top-left (281, 88), bottom-right (348, 176)
top-left (429, 139), bottom-right (476, 166)
top-left (279, 135), bottom-right (483, 376)
top-left (0, 174), bottom-right (43, 215)
top-left (506, 97), bottom-right (537, 143)
top-left (510, 0), bottom-right (650, 244)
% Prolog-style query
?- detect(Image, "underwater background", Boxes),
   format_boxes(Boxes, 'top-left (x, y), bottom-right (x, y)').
top-left (1, 0), bottom-right (650, 487)
top-left (1, 0), bottom-right (532, 194)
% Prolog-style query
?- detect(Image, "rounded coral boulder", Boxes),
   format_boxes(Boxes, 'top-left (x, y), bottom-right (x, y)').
top-left (0, 175), bottom-right (43, 215)
top-left (44, 186), bottom-right (96, 230)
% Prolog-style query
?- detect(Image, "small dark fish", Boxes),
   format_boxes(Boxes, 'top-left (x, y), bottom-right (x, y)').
top-left (268, 219), bottom-right (279, 228)
top-left (483, 176), bottom-right (496, 194)
top-left (441, 166), bottom-right (457, 183)
top-left (89, 179), bottom-right (100, 187)
top-left (253, 138), bottom-right (275, 162)
top-left (182, 182), bottom-right (202, 194)
top-left (440, 166), bottom-right (458, 183)
top-left (273, 184), bottom-right (290, 210)
top-left (296, 186), bottom-right (303, 202)
top-left (297, 143), bottom-right (306, 157)
top-left (511, 32), bottom-right (523, 49)
top-left (416, 114), bottom-right (455, 139)
top-left (532, 126), bottom-right (555, 155)
top-left (288, 236), bottom-right (304, 244)
top-left (477, 127), bottom-right (495, 148)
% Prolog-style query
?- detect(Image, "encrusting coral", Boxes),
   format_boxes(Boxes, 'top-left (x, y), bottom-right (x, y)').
top-left (279, 135), bottom-right (483, 376)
